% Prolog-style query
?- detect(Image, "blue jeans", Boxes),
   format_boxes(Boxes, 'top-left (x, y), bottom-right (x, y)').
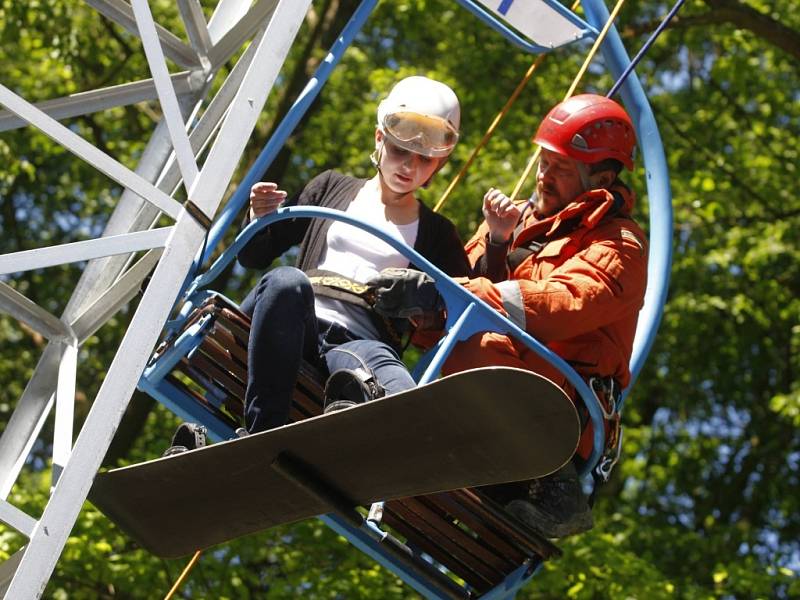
top-left (239, 267), bottom-right (415, 433)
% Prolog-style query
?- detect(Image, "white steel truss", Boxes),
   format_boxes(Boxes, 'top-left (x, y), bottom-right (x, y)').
top-left (0, 1), bottom-right (312, 597)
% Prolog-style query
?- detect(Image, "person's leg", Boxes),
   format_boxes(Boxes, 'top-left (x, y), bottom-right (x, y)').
top-left (447, 334), bottom-right (591, 537)
top-left (242, 267), bottom-right (319, 432)
top-left (443, 331), bottom-right (569, 389)
top-left (322, 339), bottom-right (415, 409)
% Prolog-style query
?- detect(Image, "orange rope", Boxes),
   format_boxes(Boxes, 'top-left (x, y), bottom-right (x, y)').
top-left (509, 0), bottom-right (628, 202)
top-left (433, 54), bottom-right (546, 213)
top-left (433, 0), bottom-right (582, 214)
top-left (163, 550), bottom-right (202, 600)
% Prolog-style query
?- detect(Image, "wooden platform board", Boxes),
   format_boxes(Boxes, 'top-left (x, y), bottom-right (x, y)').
top-left (90, 367), bottom-right (579, 558)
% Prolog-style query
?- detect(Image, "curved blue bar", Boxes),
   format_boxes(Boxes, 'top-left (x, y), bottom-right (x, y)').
top-left (581, 0), bottom-right (673, 398)
top-left (454, 0), bottom-right (597, 53)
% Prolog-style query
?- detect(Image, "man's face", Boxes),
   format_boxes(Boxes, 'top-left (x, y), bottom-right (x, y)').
top-left (534, 149), bottom-right (587, 217)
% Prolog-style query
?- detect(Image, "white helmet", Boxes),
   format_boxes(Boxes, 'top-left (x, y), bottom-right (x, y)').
top-left (376, 76), bottom-right (460, 158)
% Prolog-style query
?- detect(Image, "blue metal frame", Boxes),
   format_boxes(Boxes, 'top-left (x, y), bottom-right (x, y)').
top-left (453, 0), bottom-right (597, 53)
top-left (138, 0), bottom-right (673, 597)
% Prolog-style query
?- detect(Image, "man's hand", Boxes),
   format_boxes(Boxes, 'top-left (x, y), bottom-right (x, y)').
top-left (483, 187), bottom-right (522, 244)
top-left (368, 268), bottom-right (444, 329)
top-left (249, 182), bottom-right (287, 219)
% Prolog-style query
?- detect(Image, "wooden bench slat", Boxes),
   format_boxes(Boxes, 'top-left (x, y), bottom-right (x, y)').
top-left (453, 489), bottom-right (559, 560)
top-left (425, 492), bottom-right (526, 567)
top-left (191, 353), bottom-right (247, 400)
top-left (209, 322), bottom-right (249, 366)
top-left (198, 336), bottom-right (245, 384)
top-left (383, 502), bottom-right (492, 593)
top-left (389, 497), bottom-right (507, 583)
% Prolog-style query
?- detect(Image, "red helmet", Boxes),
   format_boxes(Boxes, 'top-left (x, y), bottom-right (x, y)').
top-left (534, 94), bottom-right (636, 170)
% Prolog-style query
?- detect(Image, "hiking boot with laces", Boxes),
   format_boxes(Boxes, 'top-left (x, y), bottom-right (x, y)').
top-left (163, 422), bottom-right (207, 456)
top-left (323, 368), bottom-right (384, 414)
top-left (504, 461), bottom-right (594, 538)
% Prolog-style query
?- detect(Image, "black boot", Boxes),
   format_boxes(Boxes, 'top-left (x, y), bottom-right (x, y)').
top-left (323, 368), bottom-right (385, 414)
top-left (504, 462), bottom-right (594, 538)
top-left (163, 423), bottom-right (207, 456)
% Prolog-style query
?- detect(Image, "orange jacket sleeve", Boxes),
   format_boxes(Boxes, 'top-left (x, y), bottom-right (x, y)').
top-left (462, 221), bottom-right (647, 342)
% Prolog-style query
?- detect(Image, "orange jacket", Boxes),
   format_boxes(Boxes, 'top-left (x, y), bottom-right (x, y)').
top-left (447, 184), bottom-right (648, 389)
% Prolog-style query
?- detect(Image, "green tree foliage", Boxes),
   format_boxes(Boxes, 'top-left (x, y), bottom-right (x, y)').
top-left (1, 0), bottom-right (798, 598)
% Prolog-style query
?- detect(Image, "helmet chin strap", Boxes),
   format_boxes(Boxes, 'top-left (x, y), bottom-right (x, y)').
top-left (371, 137), bottom-right (385, 171)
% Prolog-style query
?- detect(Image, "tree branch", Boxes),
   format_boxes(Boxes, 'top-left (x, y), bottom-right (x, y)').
top-left (622, 0), bottom-right (800, 62)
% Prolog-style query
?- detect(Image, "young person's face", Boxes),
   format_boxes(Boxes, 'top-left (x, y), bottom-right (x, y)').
top-left (534, 149), bottom-right (588, 217)
top-left (375, 129), bottom-right (442, 194)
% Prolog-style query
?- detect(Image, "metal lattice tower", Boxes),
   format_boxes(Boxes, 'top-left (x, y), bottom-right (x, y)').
top-left (0, 1), bottom-right (311, 596)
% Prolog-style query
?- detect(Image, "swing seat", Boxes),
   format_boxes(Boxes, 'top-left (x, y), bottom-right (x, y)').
top-left (130, 292), bottom-right (574, 594)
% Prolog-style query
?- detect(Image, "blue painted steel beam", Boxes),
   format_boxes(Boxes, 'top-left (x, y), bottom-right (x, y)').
top-left (580, 0), bottom-right (673, 399)
top-left (454, 0), bottom-right (597, 53)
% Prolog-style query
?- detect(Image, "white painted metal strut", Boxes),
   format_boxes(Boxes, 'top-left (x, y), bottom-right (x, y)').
top-left (0, 1), bottom-right (313, 597)
top-left (85, 0), bottom-right (201, 69)
top-left (0, 228), bottom-right (173, 276)
top-left (132, 0), bottom-right (200, 190)
top-left (0, 84), bottom-right (183, 219)
top-left (0, 72), bottom-right (200, 133)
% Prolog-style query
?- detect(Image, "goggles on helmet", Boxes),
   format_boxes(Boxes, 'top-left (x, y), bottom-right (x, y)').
top-left (382, 111), bottom-right (459, 158)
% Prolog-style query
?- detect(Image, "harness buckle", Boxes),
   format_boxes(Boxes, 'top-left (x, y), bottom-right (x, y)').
top-left (589, 376), bottom-right (623, 482)
top-left (589, 376), bottom-right (618, 419)
top-left (596, 427), bottom-right (623, 483)
top-left (526, 240), bottom-right (544, 253)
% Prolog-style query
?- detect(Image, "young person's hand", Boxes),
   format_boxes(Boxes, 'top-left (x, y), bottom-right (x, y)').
top-left (249, 182), bottom-right (287, 219)
top-left (482, 187), bottom-right (521, 244)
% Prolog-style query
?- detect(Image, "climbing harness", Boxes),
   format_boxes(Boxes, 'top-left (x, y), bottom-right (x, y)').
top-left (307, 270), bottom-right (405, 350)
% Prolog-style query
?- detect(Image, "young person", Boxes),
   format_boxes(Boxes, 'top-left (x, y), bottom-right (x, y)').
top-left (214, 76), bottom-right (468, 439)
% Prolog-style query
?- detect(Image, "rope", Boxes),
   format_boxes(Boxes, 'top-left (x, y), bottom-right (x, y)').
top-left (433, 54), bottom-right (547, 213)
top-left (433, 0), bottom-right (582, 214)
top-left (607, 0), bottom-right (686, 98)
top-left (163, 550), bottom-right (202, 600)
top-left (509, 0), bottom-right (628, 202)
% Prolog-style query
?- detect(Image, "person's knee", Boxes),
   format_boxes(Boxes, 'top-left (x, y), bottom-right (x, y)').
top-left (364, 341), bottom-right (402, 363)
top-left (259, 267), bottom-right (313, 305)
top-left (443, 335), bottom-right (485, 374)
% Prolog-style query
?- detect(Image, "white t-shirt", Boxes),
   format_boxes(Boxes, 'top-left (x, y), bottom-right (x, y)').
top-left (315, 189), bottom-right (419, 340)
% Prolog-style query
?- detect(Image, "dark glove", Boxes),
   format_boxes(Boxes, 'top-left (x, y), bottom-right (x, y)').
top-left (368, 268), bottom-right (444, 328)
